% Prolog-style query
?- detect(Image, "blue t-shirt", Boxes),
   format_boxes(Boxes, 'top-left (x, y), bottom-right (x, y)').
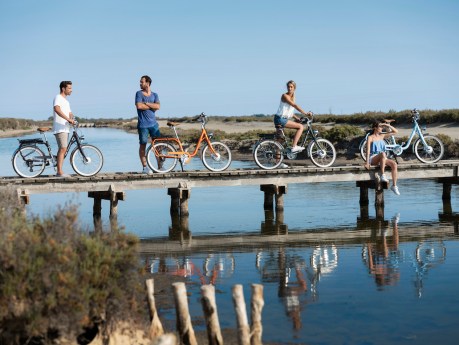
top-left (135, 90), bottom-right (160, 128)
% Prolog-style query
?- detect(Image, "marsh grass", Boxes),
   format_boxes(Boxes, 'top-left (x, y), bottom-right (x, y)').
top-left (0, 190), bottom-right (147, 344)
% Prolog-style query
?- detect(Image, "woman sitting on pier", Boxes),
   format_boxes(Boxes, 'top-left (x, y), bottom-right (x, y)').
top-left (364, 120), bottom-right (400, 195)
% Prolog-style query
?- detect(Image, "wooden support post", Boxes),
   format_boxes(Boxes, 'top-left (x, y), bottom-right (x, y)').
top-left (17, 189), bottom-right (30, 205)
top-left (260, 184), bottom-right (287, 211)
top-left (88, 189), bottom-right (125, 233)
top-left (375, 188), bottom-right (384, 207)
top-left (201, 284), bottom-right (224, 345)
top-left (359, 185), bottom-right (369, 206)
top-left (442, 183), bottom-right (452, 202)
top-left (146, 279), bottom-right (164, 339)
top-left (93, 195), bottom-right (102, 233)
top-left (250, 284), bottom-right (264, 345)
top-left (168, 186), bottom-right (191, 217)
top-left (172, 282), bottom-right (197, 345)
top-left (232, 284), bottom-right (250, 345)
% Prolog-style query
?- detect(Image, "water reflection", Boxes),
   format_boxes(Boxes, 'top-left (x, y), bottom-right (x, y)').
top-left (141, 213), bottom-right (458, 339)
top-left (412, 240), bottom-right (446, 298)
top-left (362, 214), bottom-right (401, 289)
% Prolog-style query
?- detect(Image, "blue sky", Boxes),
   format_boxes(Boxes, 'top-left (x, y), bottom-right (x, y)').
top-left (0, 0), bottom-right (458, 120)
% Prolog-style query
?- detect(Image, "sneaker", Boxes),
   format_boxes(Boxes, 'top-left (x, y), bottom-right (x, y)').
top-left (291, 146), bottom-right (305, 153)
top-left (56, 173), bottom-right (71, 178)
top-left (380, 174), bottom-right (389, 183)
top-left (142, 166), bottom-right (153, 175)
top-left (391, 185), bottom-right (400, 196)
top-left (280, 163), bottom-right (289, 169)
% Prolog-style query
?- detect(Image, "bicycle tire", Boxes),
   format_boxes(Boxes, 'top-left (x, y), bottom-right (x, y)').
top-left (70, 144), bottom-right (104, 176)
top-left (308, 138), bottom-right (336, 167)
top-left (414, 135), bottom-right (444, 163)
top-left (360, 137), bottom-right (394, 161)
top-left (12, 145), bottom-right (46, 178)
top-left (253, 140), bottom-right (284, 170)
top-left (147, 142), bottom-right (178, 173)
top-left (201, 141), bottom-right (232, 172)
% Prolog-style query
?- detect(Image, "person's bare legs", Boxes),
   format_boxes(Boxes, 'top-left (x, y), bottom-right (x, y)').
top-left (285, 120), bottom-right (304, 147)
top-left (378, 152), bottom-right (387, 176)
top-left (386, 159), bottom-right (398, 186)
top-left (56, 147), bottom-right (66, 175)
top-left (139, 143), bottom-right (147, 168)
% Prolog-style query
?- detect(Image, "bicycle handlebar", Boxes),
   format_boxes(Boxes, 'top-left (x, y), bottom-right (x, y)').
top-left (193, 112), bottom-right (206, 121)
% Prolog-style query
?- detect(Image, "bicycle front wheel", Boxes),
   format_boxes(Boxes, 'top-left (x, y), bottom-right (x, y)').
top-left (253, 140), bottom-right (284, 170)
top-left (147, 142), bottom-right (178, 173)
top-left (201, 141), bottom-right (232, 172)
top-left (414, 135), bottom-right (444, 163)
top-left (308, 139), bottom-right (336, 167)
top-left (12, 145), bottom-right (46, 178)
top-left (70, 144), bottom-right (104, 176)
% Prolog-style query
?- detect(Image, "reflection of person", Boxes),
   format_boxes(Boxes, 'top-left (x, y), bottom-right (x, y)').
top-left (364, 216), bottom-right (400, 288)
top-left (364, 120), bottom-right (400, 195)
top-left (53, 81), bottom-right (76, 177)
top-left (278, 266), bottom-right (307, 331)
top-left (274, 80), bottom-right (312, 153)
top-left (135, 75), bottom-right (160, 174)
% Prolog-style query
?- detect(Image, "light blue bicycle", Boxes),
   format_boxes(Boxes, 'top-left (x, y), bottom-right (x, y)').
top-left (360, 109), bottom-right (444, 164)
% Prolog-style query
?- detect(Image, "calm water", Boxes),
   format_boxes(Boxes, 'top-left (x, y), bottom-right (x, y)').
top-left (1, 127), bottom-right (459, 344)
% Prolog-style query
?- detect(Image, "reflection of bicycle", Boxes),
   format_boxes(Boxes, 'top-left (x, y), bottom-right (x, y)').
top-left (412, 240), bottom-right (446, 298)
top-left (12, 123), bottom-right (104, 178)
top-left (360, 109), bottom-right (444, 163)
top-left (146, 113), bottom-right (232, 173)
top-left (253, 114), bottom-right (336, 169)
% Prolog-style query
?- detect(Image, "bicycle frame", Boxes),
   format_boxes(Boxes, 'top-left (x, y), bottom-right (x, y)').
top-left (276, 119), bottom-right (321, 156)
top-left (385, 117), bottom-right (427, 154)
top-left (152, 121), bottom-right (216, 159)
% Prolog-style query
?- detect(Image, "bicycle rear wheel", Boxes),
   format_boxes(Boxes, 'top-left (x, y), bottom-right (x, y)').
top-left (147, 142), bottom-right (178, 173)
top-left (12, 145), bottom-right (46, 178)
top-left (414, 135), bottom-right (444, 163)
top-left (308, 138), bottom-right (336, 167)
top-left (201, 141), bottom-right (232, 172)
top-left (253, 140), bottom-right (283, 170)
top-left (70, 144), bottom-right (104, 176)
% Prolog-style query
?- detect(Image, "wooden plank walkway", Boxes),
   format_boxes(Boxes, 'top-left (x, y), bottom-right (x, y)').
top-left (1, 161), bottom-right (458, 195)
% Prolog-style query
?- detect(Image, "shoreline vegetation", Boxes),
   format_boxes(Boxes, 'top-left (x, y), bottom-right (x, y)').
top-left (2, 109), bottom-right (459, 160)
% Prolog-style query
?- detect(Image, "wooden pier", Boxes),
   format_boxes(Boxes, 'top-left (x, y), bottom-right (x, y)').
top-left (1, 161), bottom-right (458, 230)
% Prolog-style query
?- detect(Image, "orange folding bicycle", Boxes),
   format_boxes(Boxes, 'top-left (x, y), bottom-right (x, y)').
top-left (146, 113), bottom-right (232, 173)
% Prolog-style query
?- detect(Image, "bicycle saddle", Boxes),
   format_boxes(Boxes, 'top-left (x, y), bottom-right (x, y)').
top-left (37, 127), bottom-right (51, 132)
top-left (383, 119), bottom-right (395, 123)
top-left (167, 121), bottom-right (180, 127)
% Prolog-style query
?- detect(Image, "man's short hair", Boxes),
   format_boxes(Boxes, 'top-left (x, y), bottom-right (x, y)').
top-left (141, 75), bottom-right (152, 86)
top-left (60, 81), bottom-right (72, 92)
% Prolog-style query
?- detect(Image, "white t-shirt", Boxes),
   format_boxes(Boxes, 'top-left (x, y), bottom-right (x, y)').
top-left (276, 101), bottom-right (295, 119)
top-left (53, 94), bottom-right (71, 133)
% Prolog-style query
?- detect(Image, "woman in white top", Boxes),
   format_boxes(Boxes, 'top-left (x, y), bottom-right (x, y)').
top-left (275, 80), bottom-right (312, 153)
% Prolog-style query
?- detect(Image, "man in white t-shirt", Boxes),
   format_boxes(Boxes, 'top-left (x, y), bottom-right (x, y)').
top-left (53, 81), bottom-right (76, 177)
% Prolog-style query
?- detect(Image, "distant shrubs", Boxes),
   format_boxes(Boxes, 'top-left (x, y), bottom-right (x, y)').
top-left (0, 118), bottom-right (35, 131)
top-left (0, 190), bottom-right (146, 344)
top-left (321, 124), bottom-right (364, 143)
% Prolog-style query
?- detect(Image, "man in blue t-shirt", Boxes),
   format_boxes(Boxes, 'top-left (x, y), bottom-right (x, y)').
top-left (135, 75), bottom-right (161, 174)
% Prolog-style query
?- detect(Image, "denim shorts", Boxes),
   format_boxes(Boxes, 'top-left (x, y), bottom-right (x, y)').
top-left (138, 125), bottom-right (161, 145)
top-left (274, 115), bottom-right (288, 127)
